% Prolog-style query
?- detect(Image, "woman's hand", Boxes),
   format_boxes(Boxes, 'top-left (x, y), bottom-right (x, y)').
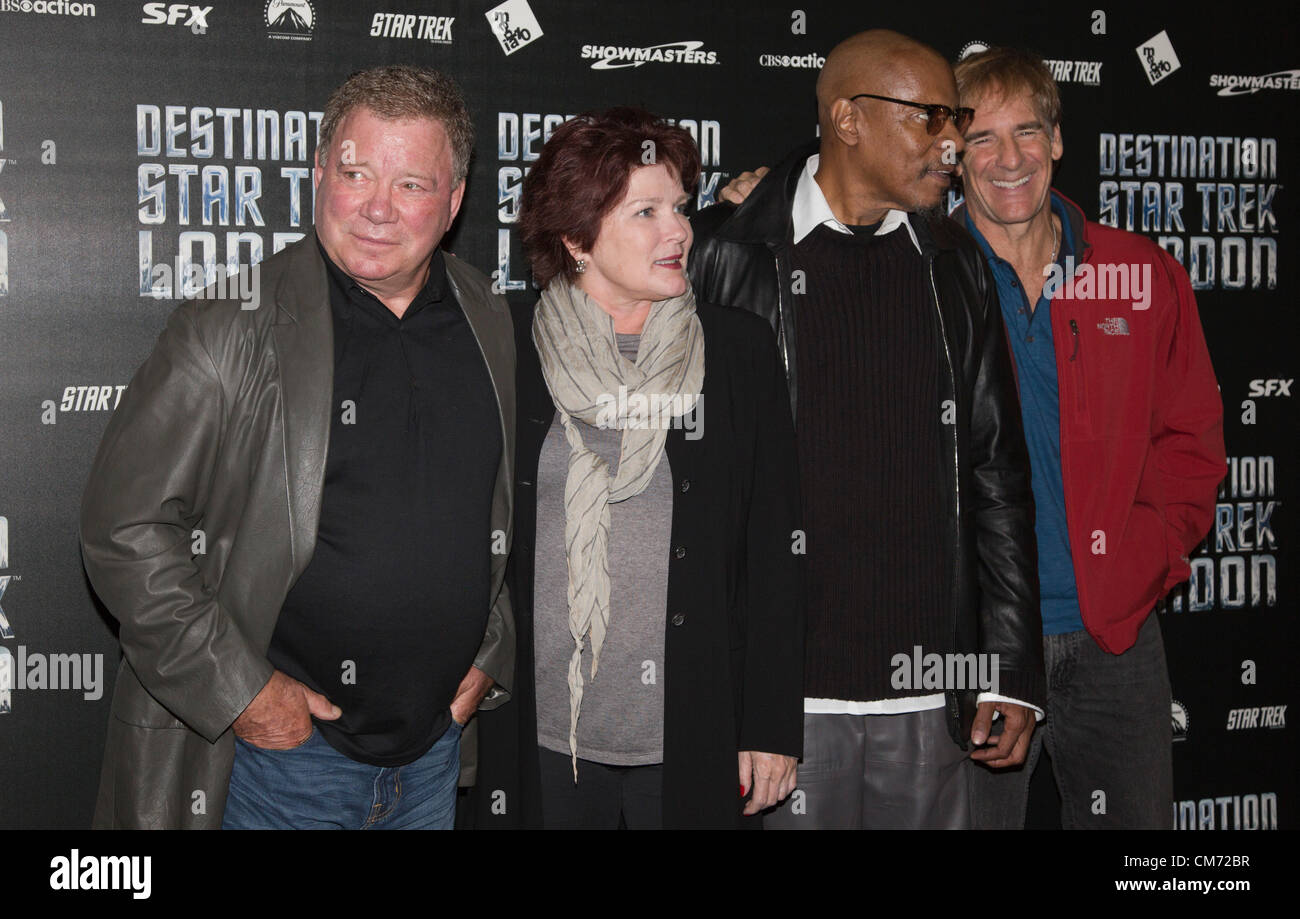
top-left (738, 750), bottom-right (798, 816)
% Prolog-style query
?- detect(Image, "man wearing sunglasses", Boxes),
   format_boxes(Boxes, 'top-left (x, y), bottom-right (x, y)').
top-left (953, 47), bottom-right (1224, 829)
top-left (689, 29), bottom-right (1045, 829)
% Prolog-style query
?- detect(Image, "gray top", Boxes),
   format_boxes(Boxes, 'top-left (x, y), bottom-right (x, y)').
top-left (533, 333), bottom-right (673, 765)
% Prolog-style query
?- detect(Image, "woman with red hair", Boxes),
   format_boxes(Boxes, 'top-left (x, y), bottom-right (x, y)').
top-left (479, 107), bottom-right (804, 828)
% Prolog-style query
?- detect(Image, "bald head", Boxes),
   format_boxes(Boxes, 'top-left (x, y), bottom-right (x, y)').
top-left (816, 30), bottom-right (951, 134)
top-left (809, 29), bottom-right (963, 222)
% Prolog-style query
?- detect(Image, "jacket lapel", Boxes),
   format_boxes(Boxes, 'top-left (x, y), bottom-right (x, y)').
top-left (269, 235), bottom-right (334, 580)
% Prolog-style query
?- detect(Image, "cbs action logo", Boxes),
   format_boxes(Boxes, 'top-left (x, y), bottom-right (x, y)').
top-left (758, 53), bottom-right (824, 70)
top-left (0, 1), bottom-right (96, 15)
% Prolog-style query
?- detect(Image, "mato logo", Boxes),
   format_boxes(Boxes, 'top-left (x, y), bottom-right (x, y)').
top-left (265, 0), bottom-right (313, 41)
top-left (582, 40), bottom-right (719, 71)
top-left (486, 0), bottom-right (541, 56)
top-left (1136, 29), bottom-right (1181, 85)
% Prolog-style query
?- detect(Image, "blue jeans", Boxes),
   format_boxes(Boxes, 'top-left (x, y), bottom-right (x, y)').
top-left (972, 613), bottom-right (1173, 829)
top-left (222, 720), bottom-right (462, 829)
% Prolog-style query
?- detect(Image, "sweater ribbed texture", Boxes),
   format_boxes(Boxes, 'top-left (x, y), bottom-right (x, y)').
top-left (791, 224), bottom-right (951, 701)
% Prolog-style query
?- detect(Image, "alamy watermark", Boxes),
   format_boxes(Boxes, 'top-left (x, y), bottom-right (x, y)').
top-left (594, 387), bottom-right (703, 440)
top-left (890, 645), bottom-right (1000, 694)
top-left (0, 646), bottom-right (104, 701)
top-left (146, 256), bottom-right (261, 310)
top-left (1043, 257), bottom-right (1152, 310)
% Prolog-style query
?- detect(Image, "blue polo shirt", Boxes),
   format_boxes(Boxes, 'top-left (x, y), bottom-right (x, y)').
top-left (966, 195), bottom-right (1084, 635)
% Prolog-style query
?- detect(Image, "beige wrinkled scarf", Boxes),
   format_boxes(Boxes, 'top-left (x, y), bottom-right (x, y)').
top-left (532, 280), bottom-right (704, 778)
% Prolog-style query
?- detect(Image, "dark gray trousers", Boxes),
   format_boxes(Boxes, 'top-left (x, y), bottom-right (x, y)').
top-left (971, 613), bottom-right (1173, 829)
top-left (764, 706), bottom-right (972, 829)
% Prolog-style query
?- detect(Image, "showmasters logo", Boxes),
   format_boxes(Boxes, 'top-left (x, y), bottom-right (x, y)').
top-left (582, 41), bottom-right (719, 71)
top-left (1210, 69), bottom-right (1300, 96)
top-left (265, 0), bottom-right (312, 41)
top-left (1136, 30), bottom-right (1181, 85)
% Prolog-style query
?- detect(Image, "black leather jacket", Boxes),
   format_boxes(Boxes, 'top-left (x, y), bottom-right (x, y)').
top-left (688, 142), bottom-right (1045, 744)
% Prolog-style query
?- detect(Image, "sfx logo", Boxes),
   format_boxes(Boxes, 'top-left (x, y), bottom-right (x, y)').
top-left (140, 3), bottom-right (210, 31)
top-left (1247, 378), bottom-right (1293, 397)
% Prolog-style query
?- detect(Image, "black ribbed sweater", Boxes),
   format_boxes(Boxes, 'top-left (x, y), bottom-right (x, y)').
top-left (791, 223), bottom-right (952, 701)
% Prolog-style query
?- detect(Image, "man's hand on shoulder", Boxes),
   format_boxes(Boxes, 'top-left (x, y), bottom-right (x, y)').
top-left (720, 166), bottom-right (770, 205)
top-left (232, 669), bottom-right (341, 749)
top-left (969, 700), bottom-right (1036, 768)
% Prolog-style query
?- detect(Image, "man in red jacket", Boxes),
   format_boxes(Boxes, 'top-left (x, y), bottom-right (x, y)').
top-left (951, 47), bottom-right (1225, 828)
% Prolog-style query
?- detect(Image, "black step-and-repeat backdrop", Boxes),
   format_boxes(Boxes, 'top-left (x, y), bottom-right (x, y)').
top-left (0, 1), bottom-right (1293, 829)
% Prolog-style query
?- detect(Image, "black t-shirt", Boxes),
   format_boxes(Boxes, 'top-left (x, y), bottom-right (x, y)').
top-left (267, 245), bottom-right (501, 766)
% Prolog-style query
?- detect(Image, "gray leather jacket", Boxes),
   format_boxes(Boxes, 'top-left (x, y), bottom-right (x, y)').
top-left (80, 234), bottom-right (515, 828)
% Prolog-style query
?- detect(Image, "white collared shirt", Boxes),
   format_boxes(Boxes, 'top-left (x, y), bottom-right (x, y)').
top-left (791, 154), bottom-right (923, 253)
top-left (790, 153), bottom-right (1043, 722)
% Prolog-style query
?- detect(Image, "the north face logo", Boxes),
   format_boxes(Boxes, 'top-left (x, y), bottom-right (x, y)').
top-left (1097, 317), bottom-right (1130, 336)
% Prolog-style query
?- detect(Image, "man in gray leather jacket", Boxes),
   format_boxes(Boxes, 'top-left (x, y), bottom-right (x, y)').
top-left (80, 66), bottom-right (515, 829)
top-left (689, 30), bottom-right (1044, 828)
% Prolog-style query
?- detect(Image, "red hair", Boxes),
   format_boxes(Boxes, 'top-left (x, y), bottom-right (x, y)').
top-left (518, 107), bottom-right (701, 288)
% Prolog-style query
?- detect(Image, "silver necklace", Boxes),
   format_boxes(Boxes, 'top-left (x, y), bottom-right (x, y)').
top-left (1049, 216), bottom-right (1059, 265)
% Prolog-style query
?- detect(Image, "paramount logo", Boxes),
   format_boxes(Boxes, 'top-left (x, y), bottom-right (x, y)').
top-left (581, 41), bottom-right (719, 71)
top-left (1043, 257), bottom-right (1153, 310)
top-left (1210, 69), bottom-right (1300, 96)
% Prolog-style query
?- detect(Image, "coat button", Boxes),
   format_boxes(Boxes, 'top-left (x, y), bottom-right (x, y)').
top-left (671, 613), bottom-right (686, 626)
top-left (679, 478), bottom-right (691, 493)
top-left (674, 546), bottom-right (686, 559)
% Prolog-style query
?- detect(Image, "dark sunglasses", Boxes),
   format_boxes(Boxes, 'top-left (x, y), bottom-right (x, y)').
top-left (849, 93), bottom-right (975, 135)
